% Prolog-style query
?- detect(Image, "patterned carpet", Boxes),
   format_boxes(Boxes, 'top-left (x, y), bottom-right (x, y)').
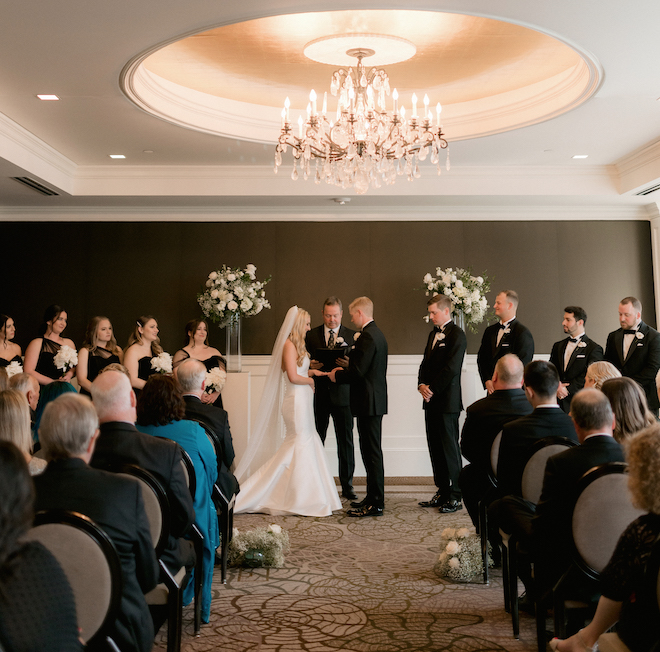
top-left (154, 491), bottom-right (540, 652)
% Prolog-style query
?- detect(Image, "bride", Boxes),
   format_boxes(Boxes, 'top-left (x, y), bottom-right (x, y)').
top-left (234, 306), bottom-right (342, 516)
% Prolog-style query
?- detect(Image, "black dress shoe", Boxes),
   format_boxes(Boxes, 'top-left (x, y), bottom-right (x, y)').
top-left (418, 490), bottom-right (446, 508)
top-left (347, 504), bottom-right (383, 518)
top-left (438, 500), bottom-right (463, 513)
top-left (342, 489), bottom-right (358, 500)
top-left (350, 497), bottom-right (367, 508)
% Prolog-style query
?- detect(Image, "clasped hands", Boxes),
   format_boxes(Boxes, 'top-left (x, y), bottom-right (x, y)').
top-left (418, 384), bottom-right (433, 402)
top-left (310, 356), bottom-right (348, 383)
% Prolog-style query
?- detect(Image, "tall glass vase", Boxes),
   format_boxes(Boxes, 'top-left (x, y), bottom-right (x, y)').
top-left (455, 309), bottom-right (466, 332)
top-left (225, 315), bottom-right (242, 373)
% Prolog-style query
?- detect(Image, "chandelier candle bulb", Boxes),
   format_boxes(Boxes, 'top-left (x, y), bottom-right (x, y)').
top-left (310, 89), bottom-right (317, 116)
top-left (297, 115), bottom-right (303, 138)
top-left (412, 93), bottom-right (417, 118)
top-left (285, 97), bottom-right (290, 123)
top-left (393, 88), bottom-right (398, 113)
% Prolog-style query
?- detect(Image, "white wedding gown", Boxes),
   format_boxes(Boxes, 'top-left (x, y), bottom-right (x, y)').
top-left (234, 356), bottom-right (342, 517)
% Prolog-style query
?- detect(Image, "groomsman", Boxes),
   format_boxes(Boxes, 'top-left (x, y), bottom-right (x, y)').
top-left (306, 297), bottom-right (357, 500)
top-left (330, 297), bottom-right (388, 517)
top-left (477, 290), bottom-right (534, 393)
top-left (604, 296), bottom-right (660, 413)
top-left (417, 294), bottom-right (467, 513)
top-left (549, 306), bottom-right (604, 413)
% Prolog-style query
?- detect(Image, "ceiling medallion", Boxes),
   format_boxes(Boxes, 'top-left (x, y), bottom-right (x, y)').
top-left (274, 34), bottom-right (448, 195)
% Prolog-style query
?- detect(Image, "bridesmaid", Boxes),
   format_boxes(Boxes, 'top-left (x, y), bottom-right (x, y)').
top-left (124, 315), bottom-right (162, 392)
top-left (173, 319), bottom-right (226, 405)
top-left (24, 305), bottom-right (76, 386)
top-left (0, 315), bottom-right (22, 368)
top-left (76, 316), bottom-right (123, 396)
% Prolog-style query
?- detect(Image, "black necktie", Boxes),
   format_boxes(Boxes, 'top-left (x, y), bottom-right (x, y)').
top-left (327, 330), bottom-right (335, 348)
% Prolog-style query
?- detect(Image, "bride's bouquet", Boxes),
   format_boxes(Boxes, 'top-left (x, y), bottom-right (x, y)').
top-left (54, 345), bottom-right (78, 374)
top-left (205, 366), bottom-right (227, 393)
top-left (150, 352), bottom-right (173, 374)
top-left (198, 264), bottom-right (271, 329)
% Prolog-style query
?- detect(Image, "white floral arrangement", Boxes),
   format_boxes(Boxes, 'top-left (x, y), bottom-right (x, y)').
top-left (150, 352), bottom-right (173, 374)
top-left (227, 524), bottom-right (290, 568)
top-left (53, 345), bottom-right (78, 374)
top-left (205, 366), bottom-right (227, 393)
top-left (198, 264), bottom-right (272, 329)
top-left (435, 527), bottom-right (492, 583)
top-left (421, 267), bottom-right (492, 333)
top-left (5, 360), bottom-right (23, 378)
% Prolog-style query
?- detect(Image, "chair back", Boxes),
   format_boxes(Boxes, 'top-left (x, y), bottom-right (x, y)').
top-left (190, 418), bottom-right (223, 464)
top-left (24, 509), bottom-right (123, 645)
top-left (490, 431), bottom-right (503, 479)
top-left (521, 436), bottom-right (577, 504)
top-left (571, 463), bottom-right (644, 579)
top-left (178, 447), bottom-right (197, 500)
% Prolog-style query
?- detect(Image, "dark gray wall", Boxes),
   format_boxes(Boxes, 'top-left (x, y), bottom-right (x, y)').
top-left (2, 220), bottom-right (654, 356)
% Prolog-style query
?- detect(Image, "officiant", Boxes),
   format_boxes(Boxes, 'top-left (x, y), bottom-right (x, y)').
top-left (306, 297), bottom-right (357, 500)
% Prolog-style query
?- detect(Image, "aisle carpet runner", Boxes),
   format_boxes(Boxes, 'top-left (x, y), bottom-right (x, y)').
top-left (154, 493), bottom-right (539, 651)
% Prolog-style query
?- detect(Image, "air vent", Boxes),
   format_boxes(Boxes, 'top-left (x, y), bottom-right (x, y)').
top-left (635, 183), bottom-right (660, 196)
top-left (11, 176), bottom-right (59, 196)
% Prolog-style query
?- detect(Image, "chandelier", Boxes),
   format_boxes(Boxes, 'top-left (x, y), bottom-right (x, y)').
top-left (274, 46), bottom-right (449, 195)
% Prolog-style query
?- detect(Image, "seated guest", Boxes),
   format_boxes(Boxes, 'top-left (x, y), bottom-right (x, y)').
top-left (0, 389), bottom-right (46, 475)
top-left (458, 354), bottom-right (532, 527)
top-left (584, 360), bottom-right (621, 390)
top-left (177, 358), bottom-right (239, 498)
top-left (552, 422), bottom-right (660, 652)
top-left (9, 372), bottom-right (40, 421)
top-left (0, 441), bottom-right (82, 652)
top-left (90, 369), bottom-right (195, 578)
top-left (137, 374), bottom-right (219, 624)
top-left (34, 393), bottom-right (158, 652)
top-left (601, 376), bottom-right (655, 444)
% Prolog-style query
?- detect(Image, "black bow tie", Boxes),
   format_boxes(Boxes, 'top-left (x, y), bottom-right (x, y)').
top-left (498, 323), bottom-right (508, 330)
top-left (622, 329), bottom-right (637, 335)
top-left (434, 326), bottom-right (443, 333)
top-left (568, 337), bottom-right (579, 343)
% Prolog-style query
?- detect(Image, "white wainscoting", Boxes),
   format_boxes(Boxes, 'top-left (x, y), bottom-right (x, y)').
top-left (222, 354), bottom-right (489, 478)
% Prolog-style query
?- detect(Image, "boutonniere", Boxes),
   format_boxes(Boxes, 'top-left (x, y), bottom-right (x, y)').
top-left (577, 341), bottom-right (587, 348)
top-left (335, 336), bottom-right (346, 346)
top-left (636, 332), bottom-right (644, 340)
top-left (435, 333), bottom-right (446, 342)
top-left (354, 332), bottom-right (361, 340)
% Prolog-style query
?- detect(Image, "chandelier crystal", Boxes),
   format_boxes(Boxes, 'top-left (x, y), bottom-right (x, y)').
top-left (274, 48), bottom-right (449, 195)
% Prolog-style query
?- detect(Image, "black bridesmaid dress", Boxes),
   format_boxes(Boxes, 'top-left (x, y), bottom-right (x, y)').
top-left (79, 348), bottom-right (121, 396)
top-left (0, 353), bottom-right (22, 367)
top-left (35, 339), bottom-right (62, 381)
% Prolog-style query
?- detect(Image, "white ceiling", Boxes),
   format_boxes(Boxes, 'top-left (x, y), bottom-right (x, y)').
top-left (1, 0), bottom-right (660, 217)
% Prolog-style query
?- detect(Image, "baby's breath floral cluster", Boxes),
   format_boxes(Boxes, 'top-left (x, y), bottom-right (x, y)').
top-left (435, 527), bottom-right (492, 583)
top-left (421, 267), bottom-right (491, 333)
top-left (227, 524), bottom-right (290, 568)
top-left (198, 264), bottom-right (271, 329)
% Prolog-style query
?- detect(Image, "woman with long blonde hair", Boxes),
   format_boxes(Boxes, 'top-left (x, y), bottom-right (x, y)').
top-left (234, 306), bottom-right (341, 516)
top-left (76, 316), bottom-right (123, 396)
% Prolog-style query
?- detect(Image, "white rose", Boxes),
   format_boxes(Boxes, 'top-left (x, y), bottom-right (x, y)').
top-left (442, 275), bottom-right (451, 285)
top-left (476, 276), bottom-right (484, 284)
top-left (211, 289), bottom-right (219, 299)
top-left (227, 273), bottom-right (236, 282)
top-left (423, 273), bottom-right (433, 284)
top-left (241, 298), bottom-right (253, 311)
top-left (441, 528), bottom-right (456, 539)
top-left (449, 557), bottom-right (460, 569)
top-left (455, 279), bottom-right (463, 288)
top-left (227, 301), bottom-right (238, 311)
top-left (209, 271), bottom-right (218, 280)
top-left (446, 541), bottom-right (460, 555)
top-left (268, 524), bottom-right (282, 534)
top-left (206, 280), bottom-right (212, 287)
top-left (456, 528), bottom-right (470, 539)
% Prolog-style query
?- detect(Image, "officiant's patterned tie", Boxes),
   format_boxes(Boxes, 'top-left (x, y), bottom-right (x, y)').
top-left (328, 330), bottom-right (335, 348)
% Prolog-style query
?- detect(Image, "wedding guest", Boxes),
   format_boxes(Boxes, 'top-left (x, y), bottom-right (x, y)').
top-left (124, 315), bottom-right (162, 392)
top-left (0, 314), bottom-right (22, 368)
top-left (0, 441), bottom-right (81, 652)
top-left (76, 316), bottom-right (123, 396)
top-left (604, 296), bottom-right (660, 415)
top-left (552, 422), bottom-right (660, 652)
top-left (549, 306), bottom-right (604, 413)
top-left (33, 381), bottom-right (77, 440)
top-left (477, 290), bottom-right (534, 393)
top-left (600, 377), bottom-right (655, 444)
top-left (173, 319), bottom-right (226, 406)
top-left (34, 393), bottom-right (158, 652)
top-left (584, 360), bottom-right (621, 390)
top-left (136, 374), bottom-right (218, 623)
top-left (9, 372), bottom-right (40, 432)
top-left (0, 389), bottom-right (46, 475)
top-left (24, 305), bottom-right (77, 386)
top-left (417, 294), bottom-right (467, 513)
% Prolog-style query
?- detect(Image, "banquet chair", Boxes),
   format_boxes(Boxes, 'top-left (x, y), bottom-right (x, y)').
top-left (479, 430), bottom-right (502, 585)
top-left (552, 462), bottom-right (644, 640)
top-left (499, 436), bottom-right (577, 640)
top-left (25, 509), bottom-right (123, 651)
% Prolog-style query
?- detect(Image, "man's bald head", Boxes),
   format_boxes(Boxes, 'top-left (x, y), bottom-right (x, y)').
top-left (91, 370), bottom-right (136, 424)
top-left (492, 354), bottom-right (524, 390)
top-left (177, 358), bottom-right (206, 394)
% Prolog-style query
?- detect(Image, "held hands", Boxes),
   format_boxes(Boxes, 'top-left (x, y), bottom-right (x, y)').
top-left (557, 383), bottom-right (569, 400)
top-left (328, 367), bottom-right (343, 383)
top-left (308, 368), bottom-right (328, 378)
top-left (418, 384), bottom-right (433, 402)
top-left (309, 359), bottom-right (323, 370)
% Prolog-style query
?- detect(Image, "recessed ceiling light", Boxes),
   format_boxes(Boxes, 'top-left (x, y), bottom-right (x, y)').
top-left (108, 154), bottom-right (126, 159)
top-left (37, 94), bottom-right (59, 101)
top-left (572, 154), bottom-right (589, 159)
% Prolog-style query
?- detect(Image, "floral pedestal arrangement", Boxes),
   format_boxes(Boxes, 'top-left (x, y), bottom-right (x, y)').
top-left (434, 527), bottom-right (492, 583)
top-left (228, 524), bottom-right (290, 568)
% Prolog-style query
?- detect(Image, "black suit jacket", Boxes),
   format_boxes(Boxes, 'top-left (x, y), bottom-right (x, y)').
top-left (91, 421), bottom-right (195, 571)
top-left (549, 335), bottom-right (604, 411)
top-left (604, 321), bottom-right (660, 410)
top-left (417, 321), bottom-right (467, 413)
top-left (336, 320), bottom-right (388, 416)
top-left (34, 458), bottom-right (159, 652)
top-left (460, 388), bottom-right (533, 473)
top-left (183, 395), bottom-right (239, 497)
top-left (306, 324), bottom-right (356, 408)
top-left (497, 406), bottom-right (577, 498)
top-left (477, 318), bottom-right (534, 386)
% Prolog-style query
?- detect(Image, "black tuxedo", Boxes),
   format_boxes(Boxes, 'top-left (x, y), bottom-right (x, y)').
top-left (34, 458), bottom-right (159, 652)
top-left (458, 388), bottom-right (532, 524)
top-left (550, 335), bottom-right (604, 412)
top-left (477, 318), bottom-right (534, 387)
top-left (336, 320), bottom-right (388, 508)
top-left (496, 406), bottom-right (577, 498)
top-left (306, 324), bottom-right (356, 492)
top-left (91, 421), bottom-right (195, 574)
top-left (183, 395), bottom-right (239, 498)
top-left (604, 320), bottom-right (660, 410)
top-left (418, 321), bottom-right (467, 501)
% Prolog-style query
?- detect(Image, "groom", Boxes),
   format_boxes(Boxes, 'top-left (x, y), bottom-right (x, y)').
top-left (329, 296), bottom-right (388, 517)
